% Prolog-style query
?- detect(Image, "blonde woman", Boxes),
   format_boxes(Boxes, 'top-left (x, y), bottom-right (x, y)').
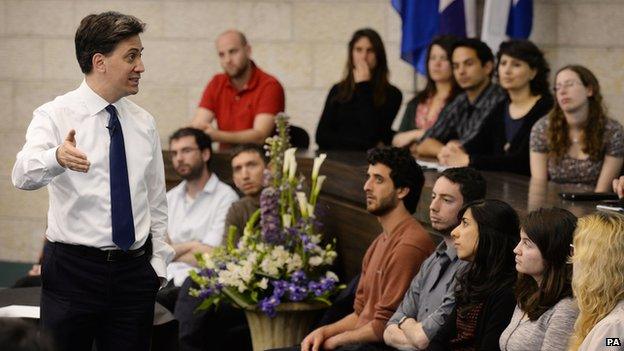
top-left (570, 211), bottom-right (624, 350)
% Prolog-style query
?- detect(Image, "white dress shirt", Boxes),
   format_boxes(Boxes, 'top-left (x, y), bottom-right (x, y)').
top-left (166, 174), bottom-right (238, 286)
top-left (12, 80), bottom-right (174, 280)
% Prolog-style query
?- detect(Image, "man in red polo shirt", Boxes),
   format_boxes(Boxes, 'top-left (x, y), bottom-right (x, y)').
top-left (191, 30), bottom-right (285, 149)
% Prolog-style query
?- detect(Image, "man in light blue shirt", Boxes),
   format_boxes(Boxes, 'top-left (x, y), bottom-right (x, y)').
top-left (384, 167), bottom-right (486, 350)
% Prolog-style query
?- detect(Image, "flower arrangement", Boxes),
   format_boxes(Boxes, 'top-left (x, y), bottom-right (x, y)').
top-left (189, 113), bottom-right (344, 317)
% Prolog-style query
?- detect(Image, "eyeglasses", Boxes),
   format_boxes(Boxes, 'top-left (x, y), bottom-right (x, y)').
top-left (554, 80), bottom-right (583, 92)
top-left (169, 147), bottom-right (200, 158)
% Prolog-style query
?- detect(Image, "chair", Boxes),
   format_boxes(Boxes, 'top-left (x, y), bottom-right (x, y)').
top-left (289, 125), bottom-right (310, 150)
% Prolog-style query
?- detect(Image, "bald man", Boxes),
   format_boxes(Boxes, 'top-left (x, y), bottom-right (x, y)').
top-left (191, 30), bottom-right (285, 149)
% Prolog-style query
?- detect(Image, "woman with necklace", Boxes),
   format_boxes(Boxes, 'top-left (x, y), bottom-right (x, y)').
top-left (392, 35), bottom-right (460, 152)
top-left (499, 208), bottom-right (579, 351)
top-left (529, 65), bottom-right (624, 191)
top-left (428, 199), bottom-right (518, 351)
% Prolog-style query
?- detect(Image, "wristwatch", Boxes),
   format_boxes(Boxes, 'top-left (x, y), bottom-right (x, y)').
top-left (397, 316), bottom-right (408, 329)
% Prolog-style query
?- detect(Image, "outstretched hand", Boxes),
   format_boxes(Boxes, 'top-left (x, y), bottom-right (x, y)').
top-left (56, 129), bottom-right (90, 172)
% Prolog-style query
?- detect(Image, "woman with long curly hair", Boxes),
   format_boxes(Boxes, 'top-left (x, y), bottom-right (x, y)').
top-left (569, 211), bottom-right (624, 350)
top-left (315, 28), bottom-right (402, 151)
top-left (529, 65), bottom-right (624, 191)
top-left (392, 35), bottom-right (460, 150)
top-left (439, 39), bottom-right (554, 176)
top-left (499, 208), bottom-right (578, 350)
top-left (428, 199), bottom-right (519, 350)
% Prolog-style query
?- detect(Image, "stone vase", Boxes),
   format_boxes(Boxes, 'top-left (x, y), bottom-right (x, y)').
top-left (244, 302), bottom-right (326, 351)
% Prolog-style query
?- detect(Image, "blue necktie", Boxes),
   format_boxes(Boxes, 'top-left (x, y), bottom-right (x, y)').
top-left (106, 105), bottom-right (135, 251)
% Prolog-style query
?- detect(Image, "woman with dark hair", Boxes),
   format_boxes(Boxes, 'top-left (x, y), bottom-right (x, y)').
top-left (316, 28), bottom-right (402, 151)
top-left (530, 65), bottom-right (624, 191)
top-left (429, 199), bottom-right (519, 350)
top-left (499, 208), bottom-right (579, 350)
top-left (438, 39), bottom-right (553, 175)
top-left (392, 35), bottom-right (460, 150)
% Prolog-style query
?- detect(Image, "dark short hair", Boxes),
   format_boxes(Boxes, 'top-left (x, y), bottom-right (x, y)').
top-left (517, 207), bottom-right (576, 320)
top-left (455, 199), bottom-right (519, 317)
top-left (452, 37), bottom-right (495, 67)
top-left (497, 39), bottom-right (551, 97)
top-left (366, 147), bottom-right (424, 213)
top-left (231, 143), bottom-right (269, 165)
top-left (75, 11), bottom-right (145, 73)
top-left (439, 167), bottom-right (487, 204)
top-left (169, 128), bottom-right (212, 166)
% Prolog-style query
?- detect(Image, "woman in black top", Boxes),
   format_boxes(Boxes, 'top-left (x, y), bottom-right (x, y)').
top-left (315, 28), bottom-right (402, 151)
top-left (438, 40), bottom-right (553, 175)
top-left (429, 199), bottom-right (519, 351)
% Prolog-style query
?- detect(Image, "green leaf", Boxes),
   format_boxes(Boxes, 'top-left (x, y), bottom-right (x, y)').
top-left (312, 296), bottom-right (332, 305)
top-left (222, 287), bottom-right (255, 309)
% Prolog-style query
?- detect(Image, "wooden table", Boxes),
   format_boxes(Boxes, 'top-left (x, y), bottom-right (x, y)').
top-left (164, 151), bottom-right (601, 281)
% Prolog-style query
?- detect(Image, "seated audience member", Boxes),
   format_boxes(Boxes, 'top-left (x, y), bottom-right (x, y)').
top-left (569, 212), bottom-right (624, 351)
top-left (316, 28), bottom-right (402, 151)
top-left (416, 38), bottom-right (506, 157)
top-left (190, 30), bottom-right (285, 149)
top-left (429, 199), bottom-right (519, 350)
top-left (439, 40), bottom-right (554, 176)
top-left (225, 143), bottom-right (269, 239)
top-left (174, 144), bottom-right (270, 351)
top-left (384, 167), bottom-right (486, 350)
top-left (291, 147), bottom-right (434, 350)
top-left (530, 65), bottom-right (624, 191)
top-left (0, 318), bottom-right (54, 351)
top-left (499, 208), bottom-right (579, 351)
top-left (165, 128), bottom-right (239, 289)
top-left (392, 35), bottom-right (460, 151)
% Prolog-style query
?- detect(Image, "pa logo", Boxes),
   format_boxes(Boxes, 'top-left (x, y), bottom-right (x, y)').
top-left (606, 337), bottom-right (621, 346)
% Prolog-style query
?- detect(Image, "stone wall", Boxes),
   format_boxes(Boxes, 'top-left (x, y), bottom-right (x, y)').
top-left (0, 0), bottom-right (621, 262)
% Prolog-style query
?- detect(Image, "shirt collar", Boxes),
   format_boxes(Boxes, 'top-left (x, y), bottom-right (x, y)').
top-left (472, 82), bottom-right (501, 109)
top-left (77, 79), bottom-right (122, 117)
top-left (227, 61), bottom-right (259, 92)
top-left (178, 173), bottom-right (220, 199)
top-left (436, 240), bottom-right (459, 261)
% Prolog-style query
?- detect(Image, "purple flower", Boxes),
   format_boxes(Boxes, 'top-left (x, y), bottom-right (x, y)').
top-left (291, 270), bottom-right (307, 284)
top-left (200, 268), bottom-right (216, 278)
top-left (308, 281), bottom-right (324, 296)
top-left (287, 283), bottom-right (308, 301)
top-left (260, 187), bottom-right (282, 244)
top-left (259, 295), bottom-right (281, 318)
top-left (272, 280), bottom-right (289, 298)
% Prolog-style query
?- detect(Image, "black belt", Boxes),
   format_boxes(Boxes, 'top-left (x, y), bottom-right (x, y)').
top-left (47, 239), bottom-right (151, 262)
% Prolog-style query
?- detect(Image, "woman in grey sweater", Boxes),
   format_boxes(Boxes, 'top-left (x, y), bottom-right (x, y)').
top-left (499, 208), bottom-right (579, 351)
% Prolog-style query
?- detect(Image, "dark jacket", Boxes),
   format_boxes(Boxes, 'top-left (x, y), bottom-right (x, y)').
top-left (427, 286), bottom-right (516, 351)
top-left (316, 81), bottom-right (402, 151)
top-left (463, 95), bottom-right (554, 176)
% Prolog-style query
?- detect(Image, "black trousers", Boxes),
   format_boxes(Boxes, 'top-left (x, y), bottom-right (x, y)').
top-left (40, 241), bottom-right (160, 351)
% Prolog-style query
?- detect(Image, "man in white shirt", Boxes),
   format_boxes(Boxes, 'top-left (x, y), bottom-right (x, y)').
top-left (165, 127), bottom-right (238, 288)
top-left (11, 11), bottom-right (174, 351)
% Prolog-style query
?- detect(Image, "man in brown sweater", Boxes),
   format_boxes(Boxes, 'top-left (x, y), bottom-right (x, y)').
top-left (301, 147), bottom-right (435, 351)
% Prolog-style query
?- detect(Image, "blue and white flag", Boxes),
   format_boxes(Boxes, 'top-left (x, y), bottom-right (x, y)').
top-left (481, 0), bottom-right (533, 54)
top-left (392, 0), bottom-right (476, 75)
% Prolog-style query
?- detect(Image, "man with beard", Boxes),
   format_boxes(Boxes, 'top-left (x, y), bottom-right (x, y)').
top-left (165, 128), bottom-right (238, 289)
top-left (190, 30), bottom-right (285, 149)
top-left (297, 147), bottom-right (435, 351)
top-left (383, 167), bottom-right (486, 350)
